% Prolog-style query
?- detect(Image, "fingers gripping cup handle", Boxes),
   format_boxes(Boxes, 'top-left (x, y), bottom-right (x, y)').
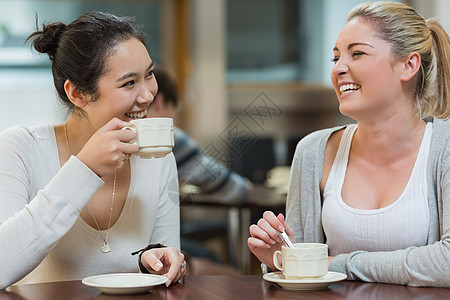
top-left (121, 126), bottom-right (138, 146)
top-left (273, 250), bottom-right (283, 271)
top-left (121, 118), bottom-right (174, 159)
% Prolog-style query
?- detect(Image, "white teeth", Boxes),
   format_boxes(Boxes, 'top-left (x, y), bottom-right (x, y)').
top-left (126, 109), bottom-right (147, 119)
top-left (339, 83), bottom-right (361, 95)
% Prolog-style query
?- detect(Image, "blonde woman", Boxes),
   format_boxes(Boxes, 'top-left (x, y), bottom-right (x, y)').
top-left (249, 1), bottom-right (450, 287)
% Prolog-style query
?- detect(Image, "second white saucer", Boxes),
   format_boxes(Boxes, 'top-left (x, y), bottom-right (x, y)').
top-left (263, 271), bottom-right (347, 291)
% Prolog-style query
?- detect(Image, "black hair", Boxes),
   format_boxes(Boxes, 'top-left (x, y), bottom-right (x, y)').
top-left (27, 11), bottom-right (148, 113)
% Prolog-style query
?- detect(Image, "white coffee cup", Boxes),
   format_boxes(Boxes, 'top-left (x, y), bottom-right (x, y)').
top-left (122, 118), bottom-right (174, 159)
top-left (273, 243), bottom-right (328, 279)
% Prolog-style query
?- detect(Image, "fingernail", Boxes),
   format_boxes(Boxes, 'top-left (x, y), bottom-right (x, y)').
top-left (266, 244), bottom-right (271, 249)
top-left (278, 225), bottom-right (284, 232)
top-left (269, 238), bottom-right (276, 244)
top-left (165, 280), bottom-right (172, 287)
top-left (155, 262), bottom-right (163, 270)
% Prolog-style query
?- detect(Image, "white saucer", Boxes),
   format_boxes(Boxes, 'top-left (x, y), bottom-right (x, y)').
top-left (263, 271), bottom-right (347, 291)
top-left (82, 273), bottom-right (168, 295)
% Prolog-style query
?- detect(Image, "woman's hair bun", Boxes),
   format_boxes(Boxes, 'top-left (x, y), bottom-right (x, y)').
top-left (27, 22), bottom-right (67, 60)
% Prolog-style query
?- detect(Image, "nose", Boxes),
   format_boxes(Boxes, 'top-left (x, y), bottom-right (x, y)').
top-left (332, 58), bottom-right (349, 77)
top-left (137, 81), bottom-right (156, 105)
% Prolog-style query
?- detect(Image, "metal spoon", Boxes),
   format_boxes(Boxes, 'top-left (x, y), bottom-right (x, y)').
top-left (278, 229), bottom-right (294, 248)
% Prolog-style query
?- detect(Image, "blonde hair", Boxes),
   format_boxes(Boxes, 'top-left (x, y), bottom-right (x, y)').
top-left (347, 1), bottom-right (450, 119)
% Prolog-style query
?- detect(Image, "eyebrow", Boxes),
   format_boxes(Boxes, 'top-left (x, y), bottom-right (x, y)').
top-left (333, 42), bottom-right (374, 52)
top-left (116, 61), bottom-right (154, 82)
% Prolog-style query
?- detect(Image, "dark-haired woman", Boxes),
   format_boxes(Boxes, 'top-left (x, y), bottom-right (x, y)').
top-left (0, 11), bottom-right (185, 289)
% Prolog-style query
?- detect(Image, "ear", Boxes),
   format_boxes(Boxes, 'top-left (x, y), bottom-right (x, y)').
top-left (63, 79), bottom-right (89, 108)
top-left (400, 52), bottom-right (421, 82)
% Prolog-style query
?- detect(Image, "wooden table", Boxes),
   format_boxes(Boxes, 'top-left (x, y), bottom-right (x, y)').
top-left (2, 275), bottom-right (449, 299)
top-left (181, 184), bottom-right (286, 274)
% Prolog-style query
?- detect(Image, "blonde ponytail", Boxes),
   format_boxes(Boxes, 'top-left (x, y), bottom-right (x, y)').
top-left (426, 19), bottom-right (450, 118)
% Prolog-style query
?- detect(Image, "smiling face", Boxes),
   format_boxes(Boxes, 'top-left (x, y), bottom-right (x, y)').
top-left (331, 17), bottom-right (407, 122)
top-left (83, 37), bottom-right (157, 128)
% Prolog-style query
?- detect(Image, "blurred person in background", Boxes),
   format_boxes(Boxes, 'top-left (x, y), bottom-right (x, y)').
top-left (148, 68), bottom-right (251, 204)
top-left (148, 68), bottom-right (252, 274)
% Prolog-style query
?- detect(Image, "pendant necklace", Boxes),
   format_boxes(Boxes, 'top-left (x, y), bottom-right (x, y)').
top-left (64, 121), bottom-right (116, 253)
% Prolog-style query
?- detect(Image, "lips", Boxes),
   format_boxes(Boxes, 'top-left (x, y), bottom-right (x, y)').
top-left (339, 83), bottom-right (361, 96)
top-left (125, 109), bottom-right (147, 119)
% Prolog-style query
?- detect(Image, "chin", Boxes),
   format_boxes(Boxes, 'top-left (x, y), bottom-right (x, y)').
top-left (338, 104), bottom-right (359, 121)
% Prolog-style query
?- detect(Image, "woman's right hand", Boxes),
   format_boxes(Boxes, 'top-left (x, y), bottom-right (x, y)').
top-left (76, 118), bottom-right (139, 178)
top-left (248, 211), bottom-right (295, 270)
top-left (140, 247), bottom-right (186, 287)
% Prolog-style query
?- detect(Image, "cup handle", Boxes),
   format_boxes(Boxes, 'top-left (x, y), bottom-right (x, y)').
top-left (121, 126), bottom-right (137, 145)
top-left (273, 250), bottom-right (283, 271)
top-left (121, 126), bottom-right (135, 132)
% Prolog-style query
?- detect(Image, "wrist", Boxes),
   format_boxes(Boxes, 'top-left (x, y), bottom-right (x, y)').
top-left (131, 243), bottom-right (166, 273)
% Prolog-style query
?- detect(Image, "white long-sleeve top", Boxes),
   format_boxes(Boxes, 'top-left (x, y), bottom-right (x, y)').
top-left (0, 125), bottom-right (180, 288)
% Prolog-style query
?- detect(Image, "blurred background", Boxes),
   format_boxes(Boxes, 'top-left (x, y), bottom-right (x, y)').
top-left (0, 0), bottom-right (448, 274)
top-left (0, 0), bottom-right (448, 165)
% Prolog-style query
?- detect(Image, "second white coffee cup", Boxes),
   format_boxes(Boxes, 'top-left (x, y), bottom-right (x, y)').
top-left (122, 118), bottom-right (174, 159)
top-left (273, 243), bottom-right (328, 280)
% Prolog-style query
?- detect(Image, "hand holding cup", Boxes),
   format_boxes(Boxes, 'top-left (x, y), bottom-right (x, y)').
top-left (122, 118), bottom-right (174, 159)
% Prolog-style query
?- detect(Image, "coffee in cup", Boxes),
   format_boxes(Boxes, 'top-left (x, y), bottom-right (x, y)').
top-left (122, 118), bottom-right (174, 159)
top-left (273, 243), bottom-right (328, 279)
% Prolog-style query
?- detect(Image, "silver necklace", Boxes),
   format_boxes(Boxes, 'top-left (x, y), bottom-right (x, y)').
top-left (64, 121), bottom-right (116, 253)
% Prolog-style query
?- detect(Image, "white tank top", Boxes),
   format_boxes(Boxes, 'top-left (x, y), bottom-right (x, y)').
top-left (322, 123), bottom-right (432, 256)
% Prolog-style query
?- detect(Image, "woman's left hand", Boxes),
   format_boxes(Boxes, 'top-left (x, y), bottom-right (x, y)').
top-left (140, 247), bottom-right (186, 287)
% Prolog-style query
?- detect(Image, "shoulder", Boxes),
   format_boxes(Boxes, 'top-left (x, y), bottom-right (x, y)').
top-left (0, 125), bottom-right (55, 177)
top-left (174, 126), bottom-right (192, 142)
top-left (429, 118), bottom-right (450, 166)
top-left (431, 117), bottom-right (450, 140)
top-left (294, 125), bottom-right (347, 158)
top-left (172, 127), bottom-right (201, 166)
top-left (290, 125), bottom-right (348, 187)
top-left (173, 127), bottom-right (198, 150)
top-left (0, 124), bottom-right (53, 136)
top-left (0, 124), bottom-right (53, 149)
top-left (429, 118), bottom-right (450, 156)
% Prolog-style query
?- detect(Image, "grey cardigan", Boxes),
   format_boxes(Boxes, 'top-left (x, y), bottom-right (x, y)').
top-left (285, 117), bottom-right (450, 287)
